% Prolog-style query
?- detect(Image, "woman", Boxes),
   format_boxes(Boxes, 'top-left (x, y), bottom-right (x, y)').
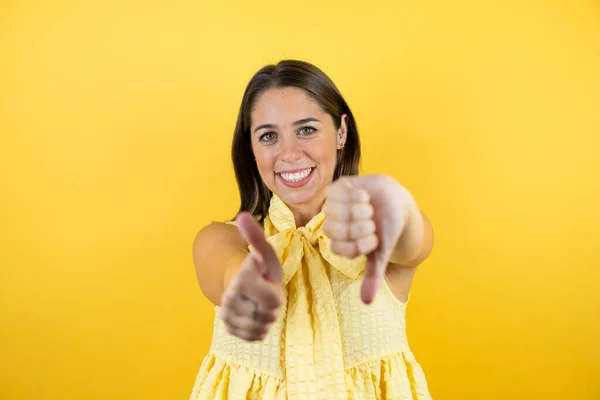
top-left (190, 60), bottom-right (434, 399)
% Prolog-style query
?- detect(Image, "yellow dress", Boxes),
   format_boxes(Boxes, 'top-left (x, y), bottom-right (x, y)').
top-left (190, 194), bottom-right (432, 399)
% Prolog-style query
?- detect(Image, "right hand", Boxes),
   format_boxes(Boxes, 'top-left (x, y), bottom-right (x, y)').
top-left (218, 212), bottom-right (284, 342)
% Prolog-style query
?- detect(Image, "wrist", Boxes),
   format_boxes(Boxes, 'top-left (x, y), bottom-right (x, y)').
top-left (389, 194), bottom-right (425, 266)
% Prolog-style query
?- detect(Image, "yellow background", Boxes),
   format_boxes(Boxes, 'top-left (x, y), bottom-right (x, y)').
top-left (1, 1), bottom-right (599, 399)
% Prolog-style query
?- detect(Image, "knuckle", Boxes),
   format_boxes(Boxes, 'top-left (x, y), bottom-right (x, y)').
top-left (222, 311), bottom-right (235, 324)
top-left (332, 241), bottom-right (352, 257)
top-left (266, 309), bottom-right (278, 322)
top-left (220, 295), bottom-right (231, 308)
top-left (368, 220), bottom-right (376, 233)
top-left (358, 234), bottom-right (378, 253)
top-left (262, 314), bottom-right (274, 324)
top-left (269, 291), bottom-right (283, 308)
top-left (226, 281), bottom-right (243, 297)
top-left (358, 188), bottom-right (370, 201)
top-left (354, 204), bottom-right (371, 219)
top-left (366, 204), bottom-right (374, 217)
top-left (371, 234), bottom-right (379, 247)
top-left (357, 220), bottom-right (375, 237)
top-left (336, 176), bottom-right (349, 185)
top-left (351, 188), bottom-right (365, 202)
top-left (273, 297), bottom-right (282, 309)
top-left (330, 241), bottom-right (341, 254)
top-left (254, 324), bottom-right (267, 335)
top-left (326, 221), bottom-right (340, 238)
top-left (224, 324), bottom-right (236, 335)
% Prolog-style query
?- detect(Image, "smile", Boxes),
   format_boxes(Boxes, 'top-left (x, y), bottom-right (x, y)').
top-left (276, 167), bottom-right (315, 188)
top-left (278, 167), bottom-right (313, 182)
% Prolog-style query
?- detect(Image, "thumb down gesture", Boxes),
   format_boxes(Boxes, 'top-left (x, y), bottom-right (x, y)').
top-left (323, 175), bottom-right (416, 305)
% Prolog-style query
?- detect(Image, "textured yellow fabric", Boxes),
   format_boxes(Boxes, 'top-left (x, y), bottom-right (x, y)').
top-left (190, 194), bottom-right (432, 399)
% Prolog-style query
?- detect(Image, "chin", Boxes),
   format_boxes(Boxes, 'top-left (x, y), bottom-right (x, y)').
top-left (274, 177), bottom-right (323, 207)
top-left (278, 188), bottom-right (318, 206)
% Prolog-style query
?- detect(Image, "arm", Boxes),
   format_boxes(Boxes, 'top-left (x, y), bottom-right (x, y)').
top-left (194, 214), bottom-right (283, 342)
top-left (192, 222), bottom-right (249, 306)
top-left (388, 205), bottom-right (434, 268)
top-left (384, 196), bottom-right (433, 302)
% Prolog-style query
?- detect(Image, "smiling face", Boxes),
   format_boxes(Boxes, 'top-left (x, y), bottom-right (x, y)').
top-left (250, 86), bottom-right (348, 221)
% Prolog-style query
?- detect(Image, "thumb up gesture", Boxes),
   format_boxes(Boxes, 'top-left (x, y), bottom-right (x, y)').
top-left (218, 213), bottom-right (284, 342)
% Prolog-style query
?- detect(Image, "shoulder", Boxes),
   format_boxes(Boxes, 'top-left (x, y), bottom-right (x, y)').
top-left (193, 221), bottom-right (246, 251)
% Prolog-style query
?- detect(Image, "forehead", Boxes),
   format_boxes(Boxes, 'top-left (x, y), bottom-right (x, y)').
top-left (251, 87), bottom-right (325, 127)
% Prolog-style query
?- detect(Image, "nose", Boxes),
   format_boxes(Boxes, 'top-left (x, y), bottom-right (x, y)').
top-left (280, 135), bottom-right (303, 163)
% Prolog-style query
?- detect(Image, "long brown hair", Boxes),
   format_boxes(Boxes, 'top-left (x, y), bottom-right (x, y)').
top-left (231, 60), bottom-right (361, 222)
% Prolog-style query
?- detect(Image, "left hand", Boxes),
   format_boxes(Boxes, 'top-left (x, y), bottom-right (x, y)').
top-left (322, 174), bottom-right (413, 304)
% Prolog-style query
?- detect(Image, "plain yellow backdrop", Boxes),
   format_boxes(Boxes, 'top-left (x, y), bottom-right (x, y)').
top-left (1, 1), bottom-right (599, 399)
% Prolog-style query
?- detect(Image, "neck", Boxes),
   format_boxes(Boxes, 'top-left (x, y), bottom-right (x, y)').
top-left (289, 198), bottom-right (326, 227)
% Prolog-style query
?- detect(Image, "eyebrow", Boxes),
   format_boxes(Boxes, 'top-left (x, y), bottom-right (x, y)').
top-left (253, 117), bottom-right (321, 133)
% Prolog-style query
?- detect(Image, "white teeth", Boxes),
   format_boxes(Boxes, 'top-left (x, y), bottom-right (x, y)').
top-left (280, 168), bottom-right (312, 182)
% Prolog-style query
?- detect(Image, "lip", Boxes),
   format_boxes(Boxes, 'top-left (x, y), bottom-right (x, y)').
top-left (275, 167), bottom-right (315, 174)
top-left (276, 167), bottom-right (315, 188)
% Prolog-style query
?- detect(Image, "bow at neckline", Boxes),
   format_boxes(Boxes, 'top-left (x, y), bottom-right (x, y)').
top-left (263, 194), bottom-right (366, 286)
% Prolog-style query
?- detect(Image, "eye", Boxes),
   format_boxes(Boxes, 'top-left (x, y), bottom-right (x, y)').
top-left (259, 132), bottom-right (277, 142)
top-left (298, 126), bottom-right (316, 136)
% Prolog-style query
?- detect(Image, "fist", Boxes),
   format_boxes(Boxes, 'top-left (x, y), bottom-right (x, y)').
top-left (323, 175), bottom-right (408, 304)
top-left (218, 213), bottom-right (284, 342)
top-left (322, 181), bottom-right (379, 259)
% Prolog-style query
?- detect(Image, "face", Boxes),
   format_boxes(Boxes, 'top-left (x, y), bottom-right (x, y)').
top-left (250, 86), bottom-right (348, 215)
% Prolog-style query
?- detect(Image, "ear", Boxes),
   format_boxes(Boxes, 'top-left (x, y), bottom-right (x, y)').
top-left (337, 114), bottom-right (349, 149)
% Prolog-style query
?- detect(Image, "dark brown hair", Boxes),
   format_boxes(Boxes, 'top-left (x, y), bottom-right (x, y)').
top-left (231, 59), bottom-right (361, 222)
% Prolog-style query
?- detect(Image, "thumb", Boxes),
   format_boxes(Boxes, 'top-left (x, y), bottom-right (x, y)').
top-left (235, 212), bottom-right (282, 284)
top-left (360, 251), bottom-right (386, 305)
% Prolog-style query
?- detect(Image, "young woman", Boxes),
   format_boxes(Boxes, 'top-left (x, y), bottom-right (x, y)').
top-left (190, 60), bottom-right (434, 399)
